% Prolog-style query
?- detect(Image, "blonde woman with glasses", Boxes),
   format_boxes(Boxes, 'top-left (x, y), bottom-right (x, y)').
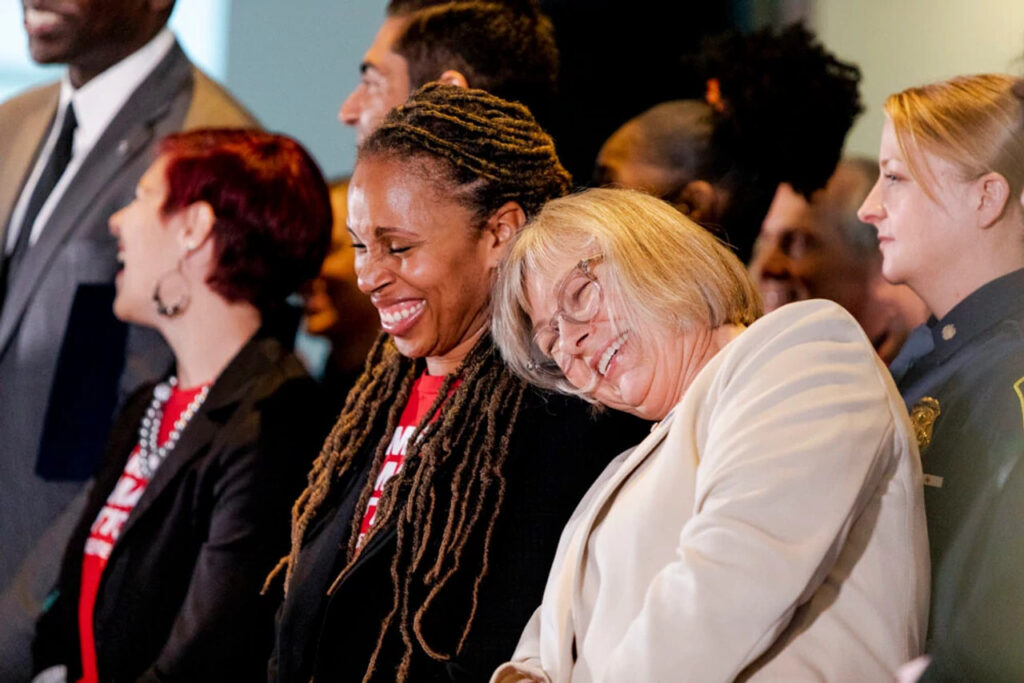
top-left (490, 188), bottom-right (928, 682)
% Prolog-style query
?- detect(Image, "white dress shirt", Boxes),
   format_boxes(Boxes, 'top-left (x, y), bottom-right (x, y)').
top-left (4, 28), bottom-right (175, 253)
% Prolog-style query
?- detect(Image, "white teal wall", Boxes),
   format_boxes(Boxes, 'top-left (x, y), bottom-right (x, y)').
top-left (222, 0), bottom-right (384, 179)
top-left (814, 0), bottom-right (1024, 157)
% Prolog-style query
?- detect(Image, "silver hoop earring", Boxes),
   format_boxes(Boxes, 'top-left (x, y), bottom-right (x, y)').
top-left (152, 259), bottom-right (190, 317)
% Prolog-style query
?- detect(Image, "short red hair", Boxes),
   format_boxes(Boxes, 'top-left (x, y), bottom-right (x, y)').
top-left (158, 129), bottom-right (332, 310)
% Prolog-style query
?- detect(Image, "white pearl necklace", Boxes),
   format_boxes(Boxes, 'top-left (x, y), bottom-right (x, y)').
top-left (136, 376), bottom-right (211, 479)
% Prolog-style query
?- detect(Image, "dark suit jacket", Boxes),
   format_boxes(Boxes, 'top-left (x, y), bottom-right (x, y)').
top-left (270, 378), bottom-right (649, 682)
top-left (0, 38), bottom-right (258, 588)
top-left (33, 335), bottom-right (329, 682)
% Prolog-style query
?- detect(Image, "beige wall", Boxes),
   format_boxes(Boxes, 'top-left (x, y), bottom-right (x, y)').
top-left (814, 0), bottom-right (1024, 157)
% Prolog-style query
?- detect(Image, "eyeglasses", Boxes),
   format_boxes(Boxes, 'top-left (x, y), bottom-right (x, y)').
top-left (529, 255), bottom-right (604, 376)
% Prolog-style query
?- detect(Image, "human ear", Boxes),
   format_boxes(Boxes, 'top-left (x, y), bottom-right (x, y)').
top-left (483, 201), bottom-right (527, 268)
top-left (677, 180), bottom-right (719, 223)
top-left (975, 172), bottom-right (1010, 229)
top-left (438, 70), bottom-right (470, 89)
top-left (178, 201), bottom-right (215, 254)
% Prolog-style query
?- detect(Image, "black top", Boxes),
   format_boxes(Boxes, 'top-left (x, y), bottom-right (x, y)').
top-left (890, 268), bottom-right (1024, 675)
top-left (33, 334), bottom-right (330, 682)
top-left (269, 383), bottom-right (649, 682)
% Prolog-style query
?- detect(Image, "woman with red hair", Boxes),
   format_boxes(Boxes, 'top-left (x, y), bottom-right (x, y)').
top-left (32, 129), bottom-right (332, 682)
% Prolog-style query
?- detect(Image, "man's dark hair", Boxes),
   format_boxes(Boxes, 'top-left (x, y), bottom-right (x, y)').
top-left (384, 0), bottom-right (559, 125)
top-left (386, 0), bottom-right (451, 12)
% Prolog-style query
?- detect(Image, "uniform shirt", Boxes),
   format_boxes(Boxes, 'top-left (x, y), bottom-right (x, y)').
top-left (890, 267), bottom-right (1024, 650)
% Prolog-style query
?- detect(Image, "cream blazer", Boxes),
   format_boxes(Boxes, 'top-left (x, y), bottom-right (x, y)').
top-left (493, 300), bottom-right (929, 682)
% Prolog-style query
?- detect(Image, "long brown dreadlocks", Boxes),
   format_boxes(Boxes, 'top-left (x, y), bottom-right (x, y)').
top-left (265, 83), bottom-right (570, 681)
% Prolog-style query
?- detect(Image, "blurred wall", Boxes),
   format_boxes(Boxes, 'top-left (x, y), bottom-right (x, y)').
top-left (0, 0), bottom-right (381, 181)
top-left (814, 0), bottom-right (1024, 157)
top-left (224, 0), bottom-right (383, 180)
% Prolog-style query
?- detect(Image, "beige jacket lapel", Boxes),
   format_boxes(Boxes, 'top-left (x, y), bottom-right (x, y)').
top-left (0, 83), bottom-right (59, 245)
top-left (540, 416), bottom-right (676, 681)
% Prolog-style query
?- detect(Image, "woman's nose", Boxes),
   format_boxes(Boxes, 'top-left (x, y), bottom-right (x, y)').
top-left (554, 316), bottom-right (591, 362)
top-left (857, 180), bottom-right (885, 224)
top-left (355, 251), bottom-right (390, 294)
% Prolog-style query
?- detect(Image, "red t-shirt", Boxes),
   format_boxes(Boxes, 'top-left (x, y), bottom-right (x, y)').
top-left (77, 383), bottom-right (206, 683)
top-left (355, 372), bottom-right (456, 550)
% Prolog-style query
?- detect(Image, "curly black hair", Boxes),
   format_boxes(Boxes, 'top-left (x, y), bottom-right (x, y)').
top-left (698, 23), bottom-right (863, 258)
top-left (700, 23), bottom-right (862, 198)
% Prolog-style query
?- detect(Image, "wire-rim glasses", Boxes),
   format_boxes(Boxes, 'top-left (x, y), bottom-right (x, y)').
top-left (528, 254), bottom-right (604, 375)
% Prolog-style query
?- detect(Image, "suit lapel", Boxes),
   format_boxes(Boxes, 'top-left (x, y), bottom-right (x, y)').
top-left (110, 335), bottom-right (276, 549)
top-left (325, 520), bottom-right (399, 602)
top-left (0, 44), bottom-right (193, 358)
top-left (320, 452), bottom-right (401, 596)
top-left (543, 417), bottom-right (675, 677)
top-left (0, 84), bottom-right (59, 246)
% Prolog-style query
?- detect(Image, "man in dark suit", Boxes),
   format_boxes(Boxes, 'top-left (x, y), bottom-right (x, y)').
top-left (0, 0), bottom-right (257, 593)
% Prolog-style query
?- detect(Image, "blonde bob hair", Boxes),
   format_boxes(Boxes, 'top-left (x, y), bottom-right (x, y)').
top-left (885, 74), bottom-right (1024, 203)
top-left (492, 187), bottom-right (761, 395)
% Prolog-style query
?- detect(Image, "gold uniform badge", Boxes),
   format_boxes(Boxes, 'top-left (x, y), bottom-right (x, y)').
top-left (910, 396), bottom-right (941, 453)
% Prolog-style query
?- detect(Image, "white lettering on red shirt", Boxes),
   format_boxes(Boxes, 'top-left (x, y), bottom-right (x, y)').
top-left (76, 383), bottom-right (207, 683)
top-left (354, 373), bottom-right (456, 551)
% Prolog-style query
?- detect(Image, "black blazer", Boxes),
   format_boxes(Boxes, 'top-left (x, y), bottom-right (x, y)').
top-left (34, 335), bottom-right (329, 682)
top-left (270, 383), bottom-right (649, 682)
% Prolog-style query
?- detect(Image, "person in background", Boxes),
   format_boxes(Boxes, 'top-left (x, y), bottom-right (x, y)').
top-left (750, 158), bottom-right (928, 364)
top-left (593, 24), bottom-right (862, 262)
top-left (32, 129), bottom-right (331, 682)
top-left (530, 0), bottom-right (733, 183)
top-left (301, 178), bottom-right (381, 412)
top-left (339, 0), bottom-right (559, 143)
top-left (0, 0), bottom-right (257, 596)
top-left (594, 100), bottom-right (717, 219)
top-left (490, 187), bottom-right (928, 682)
top-left (858, 74), bottom-right (1024, 681)
top-left (267, 84), bottom-right (647, 682)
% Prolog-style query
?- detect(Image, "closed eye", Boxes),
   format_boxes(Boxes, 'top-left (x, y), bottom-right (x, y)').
top-left (534, 328), bottom-right (558, 358)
